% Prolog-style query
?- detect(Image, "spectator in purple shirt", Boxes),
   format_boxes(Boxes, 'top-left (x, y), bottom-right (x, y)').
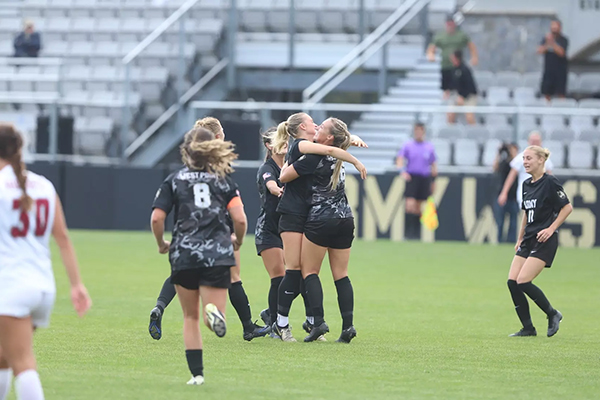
top-left (395, 122), bottom-right (438, 240)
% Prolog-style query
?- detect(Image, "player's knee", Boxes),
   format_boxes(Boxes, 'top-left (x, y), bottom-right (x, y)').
top-left (517, 281), bottom-right (533, 289)
top-left (507, 279), bottom-right (518, 290)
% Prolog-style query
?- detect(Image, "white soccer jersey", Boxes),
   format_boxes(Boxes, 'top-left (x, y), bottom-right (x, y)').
top-left (0, 164), bottom-right (57, 293)
top-left (510, 151), bottom-right (554, 207)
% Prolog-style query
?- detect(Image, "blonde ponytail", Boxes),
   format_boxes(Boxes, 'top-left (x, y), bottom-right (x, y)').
top-left (272, 112), bottom-right (309, 154)
top-left (328, 118), bottom-right (352, 190)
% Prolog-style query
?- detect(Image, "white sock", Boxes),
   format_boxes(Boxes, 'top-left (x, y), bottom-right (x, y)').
top-left (15, 370), bottom-right (44, 400)
top-left (306, 316), bottom-right (315, 325)
top-left (0, 369), bottom-right (12, 400)
top-left (277, 314), bottom-right (289, 327)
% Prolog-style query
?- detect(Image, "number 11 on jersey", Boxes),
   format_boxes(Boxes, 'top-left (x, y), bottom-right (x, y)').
top-left (193, 183), bottom-right (211, 209)
top-left (527, 209), bottom-right (534, 224)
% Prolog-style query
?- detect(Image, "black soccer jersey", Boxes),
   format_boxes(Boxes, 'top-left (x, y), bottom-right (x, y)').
top-left (152, 167), bottom-right (239, 271)
top-left (255, 158), bottom-right (282, 242)
top-left (295, 155), bottom-right (353, 221)
top-left (521, 174), bottom-right (570, 240)
top-left (276, 138), bottom-right (322, 217)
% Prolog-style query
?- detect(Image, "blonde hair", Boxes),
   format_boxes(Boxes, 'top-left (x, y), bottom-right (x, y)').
top-left (261, 127), bottom-right (277, 161)
top-left (324, 118), bottom-right (352, 190)
top-left (273, 112), bottom-right (308, 154)
top-left (180, 127), bottom-right (237, 177)
top-left (526, 145), bottom-right (551, 162)
top-left (194, 116), bottom-right (223, 138)
top-left (0, 124), bottom-right (32, 211)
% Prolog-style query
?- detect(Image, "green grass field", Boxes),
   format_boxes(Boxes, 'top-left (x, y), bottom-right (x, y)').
top-left (9, 231), bottom-right (600, 399)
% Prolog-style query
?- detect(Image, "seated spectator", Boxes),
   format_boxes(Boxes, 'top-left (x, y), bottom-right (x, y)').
top-left (448, 50), bottom-right (478, 125)
top-left (14, 20), bottom-right (41, 58)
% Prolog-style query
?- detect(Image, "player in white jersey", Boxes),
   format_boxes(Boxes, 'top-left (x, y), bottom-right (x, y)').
top-left (0, 124), bottom-right (91, 400)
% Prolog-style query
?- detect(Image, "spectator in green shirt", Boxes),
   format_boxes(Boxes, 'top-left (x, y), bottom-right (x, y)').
top-left (426, 17), bottom-right (478, 100)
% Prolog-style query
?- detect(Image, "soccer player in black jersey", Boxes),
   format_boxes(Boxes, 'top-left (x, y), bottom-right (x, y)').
top-left (254, 128), bottom-right (286, 335)
top-left (271, 112), bottom-right (367, 341)
top-left (151, 127), bottom-right (245, 385)
top-left (507, 145), bottom-right (572, 337)
top-left (149, 117), bottom-right (268, 342)
top-left (280, 118), bottom-right (359, 343)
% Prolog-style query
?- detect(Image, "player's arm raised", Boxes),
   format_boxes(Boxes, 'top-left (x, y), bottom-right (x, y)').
top-left (52, 194), bottom-right (92, 317)
top-left (297, 141), bottom-right (367, 179)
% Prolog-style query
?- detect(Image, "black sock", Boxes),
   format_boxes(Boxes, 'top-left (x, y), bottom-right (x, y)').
top-left (229, 281), bottom-right (254, 332)
top-left (304, 274), bottom-right (325, 326)
top-left (300, 278), bottom-right (313, 322)
top-left (507, 279), bottom-right (533, 329)
top-left (269, 276), bottom-right (283, 326)
top-left (518, 281), bottom-right (556, 316)
top-left (277, 270), bottom-right (302, 326)
top-left (413, 213), bottom-right (421, 239)
top-left (404, 212), bottom-right (413, 238)
top-left (335, 277), bottom-right (354, 330)
top-left (185, 349), bottom-right (203, 377)
top-left (405, 213), bottom-right (420, 239)
top-left (156, 276), bottom-right (176, 312)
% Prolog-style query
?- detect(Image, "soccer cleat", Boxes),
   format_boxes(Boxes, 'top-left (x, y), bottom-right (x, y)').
top-left (260, 308), bottom-right (271, 326)
top-left (148, 307), bottom-right (163, 340)
top-left (274, 323), bottom-right (297, 342)
top-left (302, 320), bottom-right (326, 341)
top-left (268, 331), bottom-right (281, 339)
top-left (205, 303), bottom-right (227, 338)
top-left (336, 326), bottom-right (357, 343)
top-left (243, 322), bottom-right (271, 341)
top-left (186, 375), bottom-right (205, 386)
top-left (304, 322), bottom-right (329, 342)
top-left (547, 310), bottom-right (563, 337)
top-left (509, 327), bottom-right (537, 337)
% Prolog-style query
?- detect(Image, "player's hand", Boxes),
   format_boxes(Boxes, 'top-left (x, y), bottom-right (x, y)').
top-left (269, 185), bottom-right (284, 197)
top-left (350, 134), bottom-right (369, 148)
top-left (353, 161), bottom-right (367, 180)
top-left (537, 227), bottom-right (555, 243)
top-left (401, 171), bottom-right (411, 182)
top-left (514, 240), bottom-right (521, 252)
top-left (497, 192), bottom-right (507, 207)
top-left (71, 283), bottom-right (92, 317)
top-left (158, 240), bottom-right (170, 254)
top-left (231, 234), bottom-right (243, 250)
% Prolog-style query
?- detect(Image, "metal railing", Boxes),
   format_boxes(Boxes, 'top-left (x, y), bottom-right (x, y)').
top-left (120, 0), bottom-right (202, 159)
top-left (302, 0), bottom-right (431, 107)
top-left (124, 58), bottom-right (229, 158)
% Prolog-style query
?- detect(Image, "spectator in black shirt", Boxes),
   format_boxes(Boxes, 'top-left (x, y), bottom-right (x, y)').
top-left (13, 20), bottom-right (41, 58)
top-left (493, 142), bottom-right (519, 243)
top-left (448, 50), bottom-right (478, 125)
top-left (538, 19), bottom-right (568, 101)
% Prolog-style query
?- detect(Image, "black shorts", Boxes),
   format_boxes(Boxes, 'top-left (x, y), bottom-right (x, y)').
top-left (171, 266), bottom-right (231, 290)
top-left (404, 174), bottom-right (431, 201)
top-left (515, 233), bottom-right (559, 268)
top-left (279, 214), bottom-right (307, 234)
top-left (255, 231), bottom-right (283, 255)
top-left (304, 218), bottom-right (355, 249)
top-left (441, 68), bottom-right (455, 91)
top-left (541, 73), bottom-right (567, 96)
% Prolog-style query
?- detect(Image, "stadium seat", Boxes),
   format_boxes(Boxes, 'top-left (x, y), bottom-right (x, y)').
top-left (492, 128), bottom-right (514, 142)
top-left (579, 98), bottom-right (600, 109)
top-left (569, 115), bottom-right (594, 131)
top-left (548, 128), bottom-right (576, 143)
top-left (454, 139), bottom-right (480, 166)
top-left (464, 125), bottom-right (490, 142)
top-left (578, 129), bottom-right (600, 144)
top-left (513, 87), bottom-right (536, 106)
top-left (473, 70), bottom-right (495, 93)
top-left (486, 86), bottom-right (511, 106)
top-left (437, 126), bottom-right (464, 140)
top-left (549, 98), bottom-right (577, 107)
top-left (522, 71), bottom-right (541, 90)
top-left (484, 114), bottom-right (511, 130)
top-left (482, 138), bottom-right (501, 167)
top-left (568, 72), bottom-right (580, 94)
top-left (568, 141), bottom-right (594, 169)
top-left (517, 114), bottom-right (538, 133)
top-left (495, 71), bottom-right (522, 90)
top-left (544, 140), bottom-right (565, 168)
top-left (540, 114), bottom-right (566, 132)
top-left (578, 73), bottom-right (600, 95)
top-left (431, 138), bottom-right (451, 166)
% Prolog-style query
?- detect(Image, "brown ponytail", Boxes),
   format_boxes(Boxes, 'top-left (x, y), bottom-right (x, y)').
top-left (0, 124), bottom-right (32, 211)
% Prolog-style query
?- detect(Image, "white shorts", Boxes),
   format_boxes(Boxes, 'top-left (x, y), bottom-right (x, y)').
top-left (0, 283), bottom-right (55, 328)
